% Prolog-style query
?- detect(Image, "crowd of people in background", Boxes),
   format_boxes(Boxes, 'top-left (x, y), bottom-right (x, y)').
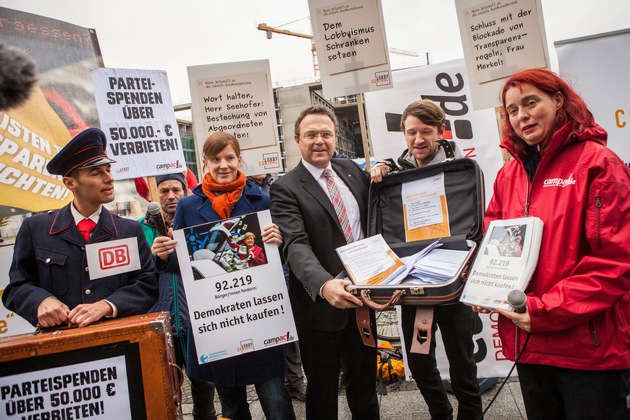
top-left (2, 60), bottom-right (629, 420)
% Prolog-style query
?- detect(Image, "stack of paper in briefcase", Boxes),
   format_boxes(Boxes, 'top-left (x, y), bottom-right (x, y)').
top-left (337, 235), bottom-right (469, 287)
top-left (460, 216), bottom-right (544, 311)
top-left (344, 158), bottom-right (485, 306)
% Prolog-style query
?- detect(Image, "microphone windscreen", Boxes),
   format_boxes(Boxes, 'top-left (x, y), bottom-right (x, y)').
top-left (147, 202), bottom-right (161, 215)
top-left (0, 43), bottom-right (38, 111)
top-left (507, 289), bottom-right (527, 313)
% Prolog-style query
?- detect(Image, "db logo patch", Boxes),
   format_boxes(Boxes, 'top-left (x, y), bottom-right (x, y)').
top-left (98, 245), bottom-right (130, 269)
top-left (86, 237), bottom-right (141, 280)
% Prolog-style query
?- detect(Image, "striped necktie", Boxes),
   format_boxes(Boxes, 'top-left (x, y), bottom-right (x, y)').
top-left (322, 169), bottom-right (353, 243)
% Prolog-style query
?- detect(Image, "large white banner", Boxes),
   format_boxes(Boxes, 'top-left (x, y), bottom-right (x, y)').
top-left (455, 0), bottom-right (549, 110)
top-left (394, 306), bottom-right (513, 380)
top-left (308, 0), bottom-right (393, 97)
top-left (365, 60), bottom-right (513, 378)
top-left (187, 60), bottom-right (283, 176)
top-left (364, 59), bottom-right (504, 201)
top-left (438, 310), bottom-right (512, 379)
top-left (91, 68), bottom-right (186, 180)
top-left (556, 29), bottom-right (630, 166)
top-left (174, 210), bottom-right (297, 363)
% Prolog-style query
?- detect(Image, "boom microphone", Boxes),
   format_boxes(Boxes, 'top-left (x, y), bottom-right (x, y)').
top-left (147, 202), bottom-right (169, 237)
top-left (507, 289), bottom-right (527, 314)
top-left (0, 43), bottom-right (38, 111)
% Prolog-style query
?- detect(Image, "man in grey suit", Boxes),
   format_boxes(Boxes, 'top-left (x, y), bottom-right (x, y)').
top-left (270, 105), bottom-right (379, 419)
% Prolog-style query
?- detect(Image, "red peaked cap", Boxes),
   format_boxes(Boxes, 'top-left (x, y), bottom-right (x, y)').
top-left (47, 128), bottom-right (116, 176)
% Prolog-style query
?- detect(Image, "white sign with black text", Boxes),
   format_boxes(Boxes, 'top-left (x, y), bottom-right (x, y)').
top-left (174, 210), bottom-right (297, 363)
top-left (0, 356), bottom-right (131, 419)
top-left (91, 68), bottom-right (186, 179)
top-left (187, 60), bottom-right (283, 177)
top-left (455, 0), bottom-right (549, 109)
top-left (308, 0), bottom-right (393, 97)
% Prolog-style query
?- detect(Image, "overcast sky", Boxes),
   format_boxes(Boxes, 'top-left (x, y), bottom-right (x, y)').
top-left (3, 0), bottom-right (629, 106)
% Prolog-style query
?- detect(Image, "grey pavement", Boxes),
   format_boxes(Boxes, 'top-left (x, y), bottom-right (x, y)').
top-left (179, 375), bottom-right (527, 419)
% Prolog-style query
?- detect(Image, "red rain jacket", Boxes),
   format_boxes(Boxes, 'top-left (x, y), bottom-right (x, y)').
top-left (485, 121), bottom-right (630, 370)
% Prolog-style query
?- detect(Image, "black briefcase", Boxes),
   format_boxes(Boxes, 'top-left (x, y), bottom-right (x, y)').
top-left (346, 158), bottom-right (485, 307)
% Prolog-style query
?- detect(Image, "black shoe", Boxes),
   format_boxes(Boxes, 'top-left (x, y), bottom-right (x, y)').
top-left (287, 383), bottom-right (307, 402)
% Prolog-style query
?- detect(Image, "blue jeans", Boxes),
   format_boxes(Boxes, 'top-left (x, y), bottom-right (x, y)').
top-left (215, 376), bottom-right (295, 420)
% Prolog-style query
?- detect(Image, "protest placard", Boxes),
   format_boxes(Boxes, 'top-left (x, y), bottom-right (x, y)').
top-left (455, 0), bottom-right (549, 109)
top-left (91, 68), bottom-right (186, 180)
top-left (187, 60), bottom-right (283, 177)
top-left (173, 210), bottom-right (297, 363)
top-left (0, 345), bottom-right (142, 419)
top-left (308, 0), bottom-right (393, 97)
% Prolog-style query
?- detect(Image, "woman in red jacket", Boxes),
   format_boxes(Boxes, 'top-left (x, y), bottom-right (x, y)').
top-left (474, 68), bottom-right (630, 419)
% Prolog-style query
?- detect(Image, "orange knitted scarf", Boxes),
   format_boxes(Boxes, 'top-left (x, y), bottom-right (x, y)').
top-left (201, 171), bottom-right (247, 219)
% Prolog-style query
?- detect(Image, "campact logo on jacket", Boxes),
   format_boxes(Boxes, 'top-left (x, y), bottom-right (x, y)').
top-left (543, 173), bottom-right (576, 188)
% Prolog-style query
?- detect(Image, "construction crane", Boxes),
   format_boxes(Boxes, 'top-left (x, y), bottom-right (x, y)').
top-left (257, 22), bottom-right (420, 80)
top-left (257, 23), bottom-right (319, 79)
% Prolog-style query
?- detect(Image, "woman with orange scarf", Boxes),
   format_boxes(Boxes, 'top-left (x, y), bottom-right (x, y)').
top-left (152, 132), bottom-right (294, 420)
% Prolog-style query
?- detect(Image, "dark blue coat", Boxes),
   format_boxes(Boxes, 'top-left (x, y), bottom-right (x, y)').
top-left (139, 214), bottom-right (190, 338)
top-left (174, 181), bottom-right (285, 387)
top-left (3, 203), bottom-right (159, 326)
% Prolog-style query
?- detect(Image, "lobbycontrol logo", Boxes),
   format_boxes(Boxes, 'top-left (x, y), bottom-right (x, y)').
top-left (98, 245), bottom-right (130, 269)
top-left (237, 339), bottom-right (254, 354)
top-left (372, 71), bottom-right (391, 86)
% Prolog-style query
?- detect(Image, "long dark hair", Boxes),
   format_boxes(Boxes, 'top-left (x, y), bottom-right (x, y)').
top-left (500, 68), bottom-right (593, 158)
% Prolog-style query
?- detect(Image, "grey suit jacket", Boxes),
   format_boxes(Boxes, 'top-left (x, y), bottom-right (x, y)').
top-left (270, 159), bottom-right (370, 331)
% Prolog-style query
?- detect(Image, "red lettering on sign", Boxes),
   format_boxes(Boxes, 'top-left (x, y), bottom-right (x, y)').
top-left (98, 245), bottom-right (130, 269)
top-left (463, 147), bottom-right (476, 158)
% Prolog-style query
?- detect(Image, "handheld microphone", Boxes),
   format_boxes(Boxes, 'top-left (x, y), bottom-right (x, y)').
top-left (147, 202), bottom-right (169, 237)
top-left (507, 289), bottom-right (527, 313)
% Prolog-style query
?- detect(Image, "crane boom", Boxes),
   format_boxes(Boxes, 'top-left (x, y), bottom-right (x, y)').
top-left (257, 23), bottom-right (319, 79)
top-left (257, 23), bottom-right (313, 40)
top-left (257, 22), bottom-right (421, 79)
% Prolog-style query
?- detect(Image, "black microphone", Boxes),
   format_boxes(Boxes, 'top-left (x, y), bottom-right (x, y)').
top-left (507, 289), bottom-right (527, 314)
top-left (0, 43), bottom-right (38, 111)
top-left (147, 202), bottom-right (169, 237)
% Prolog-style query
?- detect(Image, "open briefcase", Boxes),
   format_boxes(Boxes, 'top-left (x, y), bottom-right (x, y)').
top-left (346, 158), bottom-right (485, 308)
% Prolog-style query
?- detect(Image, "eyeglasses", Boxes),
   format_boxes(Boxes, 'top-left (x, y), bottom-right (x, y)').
top-left (302, 131), bottom-right (335, 141)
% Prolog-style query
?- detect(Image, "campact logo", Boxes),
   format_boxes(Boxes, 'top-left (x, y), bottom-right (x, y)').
top-left (543, 173), bottom-right (576, 188)
top-left (263, 331), bottom-right (295, 347)
top-left (156, 160), bottom-right (183, 170)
